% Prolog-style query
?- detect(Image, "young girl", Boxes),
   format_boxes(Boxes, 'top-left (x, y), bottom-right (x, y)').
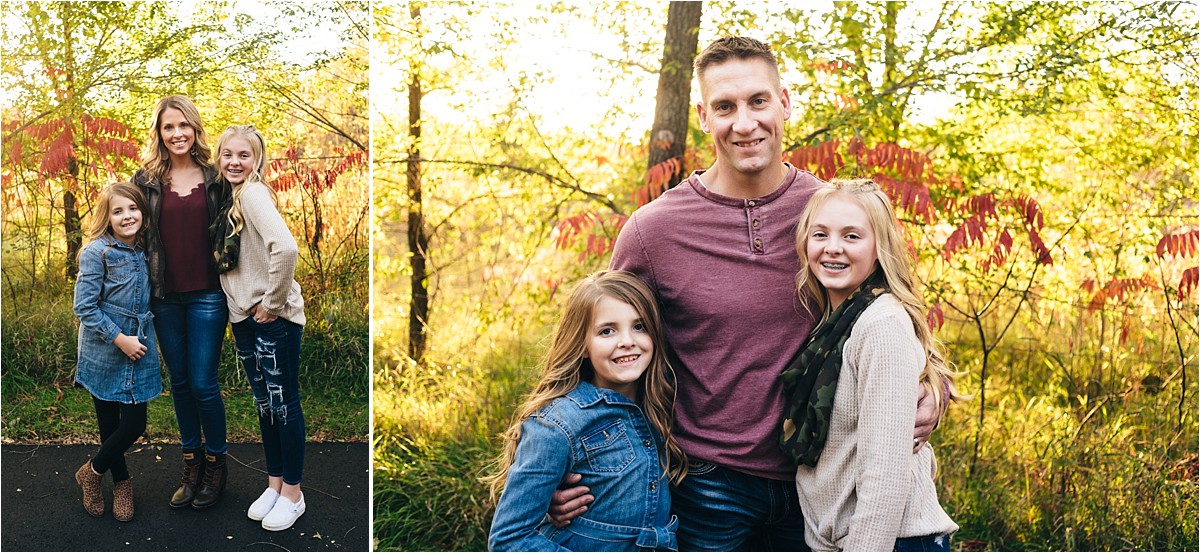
top-left (486, 270), bottom-right (685, 551)
top-left (73, 182), bottom-right (161, 522)
top-left (214, 125), bottom-right (308, 531)
top-left (780, 179), bottom-right (963, 551)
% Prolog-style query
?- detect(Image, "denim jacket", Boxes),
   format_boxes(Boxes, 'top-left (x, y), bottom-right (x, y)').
top-left (73, 234), bottom-right (161, 404)
top-left (489, 381), bottom-right (677, 552)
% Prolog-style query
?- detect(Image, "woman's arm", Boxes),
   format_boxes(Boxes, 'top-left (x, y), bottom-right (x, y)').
top-left (488, 416), bottom-right (573, 552)
top-left (844, 306), bottom-right (923, 551)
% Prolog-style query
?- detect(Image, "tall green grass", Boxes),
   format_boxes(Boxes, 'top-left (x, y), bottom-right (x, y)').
top-left (1, 281), bottom-right (369, 443)
top-left (372, 329), bottom-right (1198, 551)
top-left (373, 340), bottom-right (541, 551)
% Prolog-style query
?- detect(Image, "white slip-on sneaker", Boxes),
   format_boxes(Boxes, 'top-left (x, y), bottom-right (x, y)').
top-left (261, 493), bottom-right (305, 531)
top-left (248, 487), bottom-right (280, 521)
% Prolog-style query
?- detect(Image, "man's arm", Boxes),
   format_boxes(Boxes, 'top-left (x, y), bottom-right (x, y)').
top-left (912, 378), bottom-right (951, 451)
top-left (545, 473), bottom-right (593, 528)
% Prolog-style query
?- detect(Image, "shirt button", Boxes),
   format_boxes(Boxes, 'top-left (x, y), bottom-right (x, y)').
top-left (649, 482), bottom-right (656, 490)
top-left (748, 200), bottom-right (756, 207)
top-left (754, 238), bottom-right (762, 247)
top-left (644, 440), bottom-right (652, 447)
top-left (753, 219), bottom-right (760, 228)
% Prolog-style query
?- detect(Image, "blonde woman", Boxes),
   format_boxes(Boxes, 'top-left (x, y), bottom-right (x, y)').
top-left (132, 95), bottom-right (231, 511)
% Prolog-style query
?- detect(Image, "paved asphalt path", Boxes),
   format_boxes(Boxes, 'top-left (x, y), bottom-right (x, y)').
top-left (1, 442), bottom-right (370, 552)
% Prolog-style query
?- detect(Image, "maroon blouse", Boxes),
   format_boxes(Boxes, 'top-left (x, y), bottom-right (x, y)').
top-left (160, 185), bottom-right (220, 293)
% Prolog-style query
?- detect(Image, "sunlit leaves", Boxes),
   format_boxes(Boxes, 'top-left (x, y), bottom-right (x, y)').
top-left (632, 156), bottom-right (679, 205)
top-left (1156, 229), bottom-right (1199, 259)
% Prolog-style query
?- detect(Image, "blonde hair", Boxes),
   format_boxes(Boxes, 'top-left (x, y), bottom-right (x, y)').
top-left (138, 95), bottom-right (212, 183)
top-left (795, 179), bottom-right (964, 406)
top-left (484, 270), bottom-right (687, 500)
top-left (80, 182), bottom-right (149, 255)
top-left (215, 125), bottom-right (273, 238)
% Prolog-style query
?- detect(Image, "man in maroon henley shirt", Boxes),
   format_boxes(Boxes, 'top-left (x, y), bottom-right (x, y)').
top-left (548, 37), bottom-right (943, 551)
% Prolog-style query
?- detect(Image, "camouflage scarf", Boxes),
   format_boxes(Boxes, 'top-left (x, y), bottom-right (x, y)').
top-left (779, 268), bottom-right (889, 467)
top-left (209, 194), bottom-right (239, 274)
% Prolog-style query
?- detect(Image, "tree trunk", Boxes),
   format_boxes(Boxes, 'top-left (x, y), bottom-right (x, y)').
top-left (62, 4), bottom-right (82, 279)
top-left (406, 3), bottom-right (430, 364)
top-left (647, 1), bottom-right (702, 188)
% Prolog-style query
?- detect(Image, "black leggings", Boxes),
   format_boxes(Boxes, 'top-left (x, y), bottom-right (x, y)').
top-left (91, 396), bottom-right (147, 482)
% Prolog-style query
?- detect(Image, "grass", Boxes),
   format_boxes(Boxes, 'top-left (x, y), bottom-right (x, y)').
top-left (1, 283), bottom-right (369, 444)
top-left (373, 433), bottom-right (495, 551)
top-left (0, 383), bottom-right (363, 444)
top-left (373, 339), bottom-right (539, 551)
top-left (372, 329), bottom-right (1200, 551)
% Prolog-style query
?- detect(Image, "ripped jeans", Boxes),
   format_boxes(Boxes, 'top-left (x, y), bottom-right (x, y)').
top-left (232, 317), bottom-right (305, 485)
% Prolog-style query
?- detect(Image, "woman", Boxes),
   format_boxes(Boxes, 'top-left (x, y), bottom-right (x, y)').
top-left (132, 95), bottom-right (231, 511)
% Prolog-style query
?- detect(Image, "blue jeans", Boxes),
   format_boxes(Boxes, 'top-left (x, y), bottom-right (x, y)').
top-left (232, 317), bottom-right (305, 484)
top-left (670, 461), bottom-right (809, 551)
top-left (153, 290), bottom-right (228, 454)
top-left (894, 533), bottom-right (951, 552)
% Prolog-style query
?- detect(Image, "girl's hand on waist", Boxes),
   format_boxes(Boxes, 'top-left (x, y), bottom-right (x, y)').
top-left (251, 303), bottom-right (278, 324)
top-left (113, 333), bottom-right (147, 361)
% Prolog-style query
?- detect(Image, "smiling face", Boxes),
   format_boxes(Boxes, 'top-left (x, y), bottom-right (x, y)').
top-left (585, 295), bottom-right (653, 399)
top-left (218, 136), bottom-right (257, 185)
top-left (158, 108), bottom-right (195, 161)
top-left (806, 195), bottom-right (879, 309)
top-left (108, 194), bottom-right (143, 246)
top-left (696, 57), bottom-right (791, 195)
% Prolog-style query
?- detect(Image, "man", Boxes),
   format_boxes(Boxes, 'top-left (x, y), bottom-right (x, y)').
top-left (549, 36), bottom-right (942, 551)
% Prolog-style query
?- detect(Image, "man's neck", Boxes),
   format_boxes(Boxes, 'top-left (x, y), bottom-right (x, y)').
top-left (701, 162), bottom-right (788, 199)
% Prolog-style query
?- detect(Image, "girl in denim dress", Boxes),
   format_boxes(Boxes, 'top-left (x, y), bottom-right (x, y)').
top-left (73, 182), bottom-right (161, 522)
top-left (486, 271), bottom-right (686, 551)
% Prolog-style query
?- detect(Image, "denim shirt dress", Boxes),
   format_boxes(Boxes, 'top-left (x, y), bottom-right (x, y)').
top-left (73, 234), bottom-right (161, 404)
top-left (489, 381), bottom-right (677, 552)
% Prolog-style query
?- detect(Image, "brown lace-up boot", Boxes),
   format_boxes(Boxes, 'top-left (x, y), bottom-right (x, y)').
top-left (74, 460), bottom-right (105, 517)
top-left (112, 478), bottom-right (134, 522)
top-left (170, 447), bottom-right (204, 509)
top-left (191, 451), bottom-right (227, 510)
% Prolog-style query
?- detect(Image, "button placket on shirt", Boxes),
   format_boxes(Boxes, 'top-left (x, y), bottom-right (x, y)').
top-left (746, 199), bottom-right (764, 254)
top-left (626, 406), bottom-right (663, 523)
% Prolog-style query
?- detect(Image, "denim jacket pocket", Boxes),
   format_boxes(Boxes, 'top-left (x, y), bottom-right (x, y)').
top-left (582, 419), bottom-right (635, 473)
top-left (103, 250), bottom-right (135, 286)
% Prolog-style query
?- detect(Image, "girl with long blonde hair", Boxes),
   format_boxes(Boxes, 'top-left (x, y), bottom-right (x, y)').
top-left (214, 125), bottom-right (309, 531)
top-left (486, 270), bottom-right (686, 551)
top-left (781, 179), bottom-right (963, 551)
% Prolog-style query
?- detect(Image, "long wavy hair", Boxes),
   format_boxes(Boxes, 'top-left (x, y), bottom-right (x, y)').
top-left (795, 179), bottom-right (965, 406)
top-left (80, 182), bottom-right (149, 255)
top-left (215, 125), bottom-right (273, 238)
top-left (138, 95), bottom-right (212, 183)
top-left (483, 270), bottom-right (687, 500)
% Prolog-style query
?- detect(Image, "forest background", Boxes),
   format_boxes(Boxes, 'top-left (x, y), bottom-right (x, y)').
top-left (373, 1), bottom-right (1198, 551)
top-left (1, 1), bottom-right (369, 444)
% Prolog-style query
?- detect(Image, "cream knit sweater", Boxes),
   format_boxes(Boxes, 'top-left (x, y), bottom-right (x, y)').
top-left (795, 294), bottom-right (957, 551)
top-left (219, 183), bottom-right (305, 326)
